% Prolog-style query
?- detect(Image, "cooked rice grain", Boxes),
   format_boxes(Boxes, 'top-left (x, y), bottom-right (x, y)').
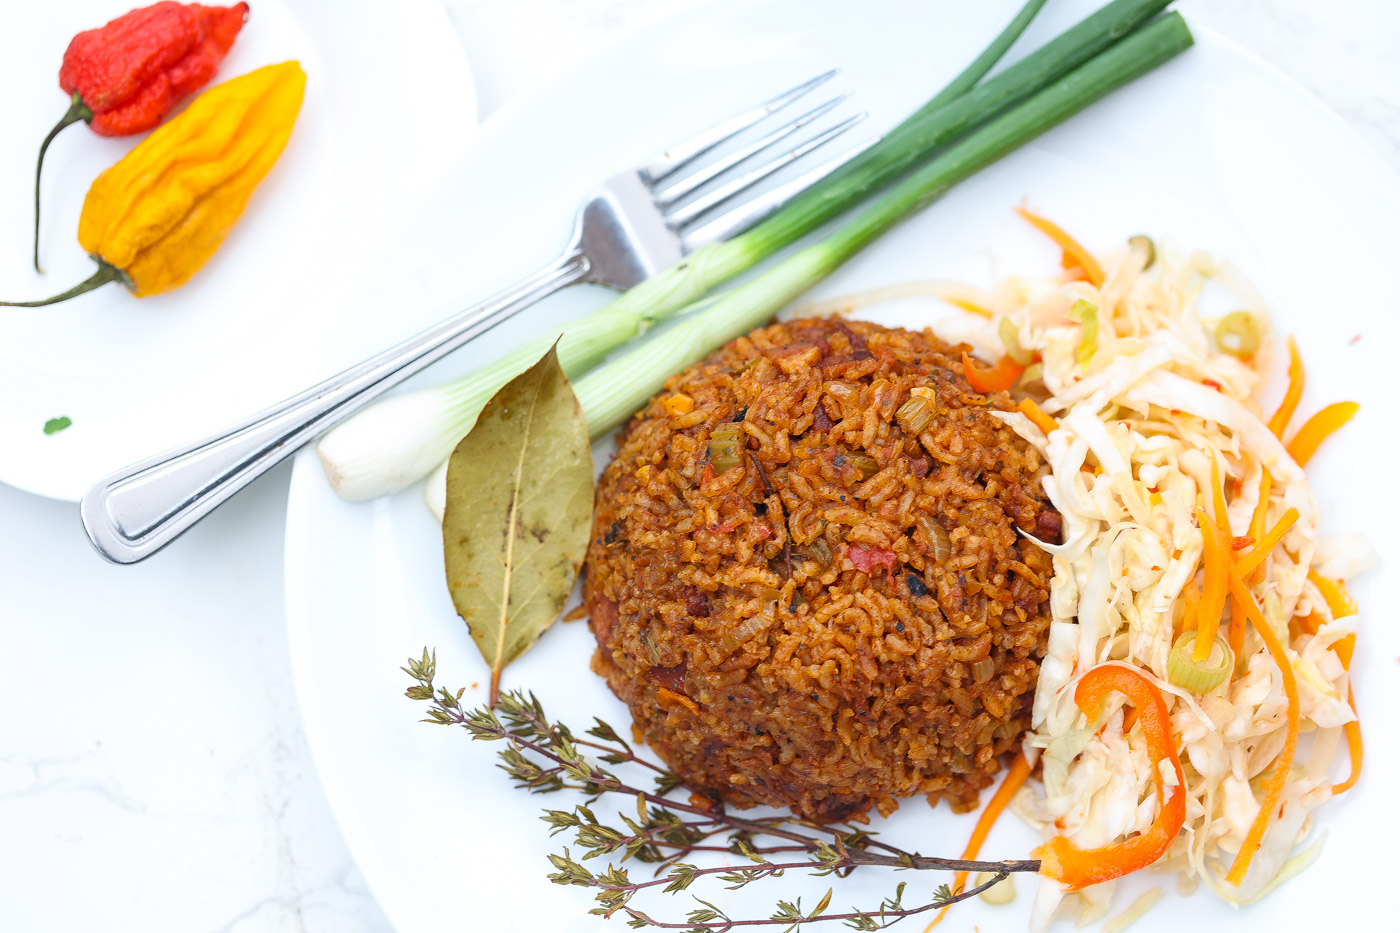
top-left (584, 318), bottom-right (1057, 821)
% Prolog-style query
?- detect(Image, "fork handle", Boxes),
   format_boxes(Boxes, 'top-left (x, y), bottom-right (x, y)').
top-left (80, 247), bottom-right (592, 564)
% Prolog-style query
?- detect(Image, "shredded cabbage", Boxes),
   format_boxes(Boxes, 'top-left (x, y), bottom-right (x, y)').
top-left (925, 240), bottom-right (1369, 920)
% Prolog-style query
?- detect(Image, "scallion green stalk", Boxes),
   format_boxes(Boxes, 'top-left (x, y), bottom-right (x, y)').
top-left (574, 13), bottom-right (1194, 436)
top-left (602, 0), bottom-right (1174, 327)
top-left (318, 308), bottom-right (639, 499)
top-left (1167, 630), bottom-right (1233, 693)
top-left (696, 0), bottom-right (1172, 290)
top-left (322, 0), bottom-right (1174, 500)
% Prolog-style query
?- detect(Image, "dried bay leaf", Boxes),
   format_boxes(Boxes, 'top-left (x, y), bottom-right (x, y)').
top-left (442, 345), bottom-right (594, 704)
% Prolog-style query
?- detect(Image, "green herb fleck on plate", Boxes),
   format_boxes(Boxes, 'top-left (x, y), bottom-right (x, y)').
top-left (43, 416), bottom-right (72, 435)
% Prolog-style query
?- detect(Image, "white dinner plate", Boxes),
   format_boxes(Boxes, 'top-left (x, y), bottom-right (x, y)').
top-left (284, 1), bottom-right (1400, 931)
top-left (0, 0), bottom-right (476, 500)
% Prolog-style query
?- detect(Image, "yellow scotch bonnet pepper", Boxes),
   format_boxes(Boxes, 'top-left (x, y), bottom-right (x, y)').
top-left (3, 61), bottom-right (305, 307)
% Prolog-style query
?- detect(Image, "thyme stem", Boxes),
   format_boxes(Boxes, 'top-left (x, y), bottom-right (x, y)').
top-left (625, 871), bottom-right (1011, 931)
top-left (403, 653), bottom-right (1043, 932)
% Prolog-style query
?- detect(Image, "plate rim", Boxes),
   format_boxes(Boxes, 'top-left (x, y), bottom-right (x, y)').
top-left (282, 6), bottom-right (1400, 932)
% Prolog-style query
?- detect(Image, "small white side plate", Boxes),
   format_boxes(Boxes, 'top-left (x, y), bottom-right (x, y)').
top-left (0, 0), bottom-right (477, 500)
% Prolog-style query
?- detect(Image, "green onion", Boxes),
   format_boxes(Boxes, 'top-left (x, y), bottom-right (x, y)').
top-left (708, 423), bottom-right (745, 474)
top-left (1067, 298), bottom-right (1099, 370)
top-left (1215, 310), bottom-right (1261, 357)
top-left (971, 659), bottom-right (998, 686)
top-left (717, 0), bottom-right (1174, 287)
top-left (574, 14), bottom-right (1195, 437)
top-left (848, 453), bottom-right (881, 480)
top-left (926, 0), bottom-right (1050, 109)
top-left (1168, 630), bottom-right (1234, 693)
top-left (896, 392), bottom-right (937, 434)
top-left (319, 0), bottom-right (1177, 500)
top-left (1128, 233), bottom-right (1156, 269)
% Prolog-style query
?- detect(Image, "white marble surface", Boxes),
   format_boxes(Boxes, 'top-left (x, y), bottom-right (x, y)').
top-left (1, 1), bottom-right (1395, 931)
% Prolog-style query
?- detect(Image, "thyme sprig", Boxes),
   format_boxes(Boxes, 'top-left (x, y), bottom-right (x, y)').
top-left (404, 650), bottom-right (1040, 930)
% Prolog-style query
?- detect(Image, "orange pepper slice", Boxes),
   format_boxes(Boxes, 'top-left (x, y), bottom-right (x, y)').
top-left (962, 351), bottom-right (1024, 394)
top-left (1033, 665), bottom-right (1186, 890)
top-left (1287, 402), bottom-right (1358, 467)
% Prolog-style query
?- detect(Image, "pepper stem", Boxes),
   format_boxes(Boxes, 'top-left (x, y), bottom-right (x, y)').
top-left (34, 92), bottom-right (94, 273)
top-left (1, 260), bottom-right (124, 308)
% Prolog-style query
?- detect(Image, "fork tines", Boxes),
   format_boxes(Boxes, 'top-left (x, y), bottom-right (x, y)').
top-left (637, 70), bottom-right (870, 249)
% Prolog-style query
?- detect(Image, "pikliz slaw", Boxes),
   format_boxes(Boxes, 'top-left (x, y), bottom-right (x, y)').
top-left (942, 215), bottom-right (1369, 926)
top-left (797, 211), bottom-right (1372, 929)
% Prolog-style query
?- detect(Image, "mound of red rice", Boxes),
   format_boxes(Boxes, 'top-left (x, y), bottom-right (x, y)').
top-left (584, 317), bottom-right (1058, 821)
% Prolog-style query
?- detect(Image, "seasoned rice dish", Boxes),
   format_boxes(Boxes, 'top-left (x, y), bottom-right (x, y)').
top-left (584, 317), bottom-right (1058, 821)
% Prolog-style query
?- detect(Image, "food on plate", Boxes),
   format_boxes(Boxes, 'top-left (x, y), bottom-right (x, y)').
top-left (421, 214), bottom-right (1369, 930)
top-left (412, 1), bottom-right (1361, 926)
top-left (319, 0), bottom-right (1190, 504)
top-left (429, 2), bottom-right (1193, 725)
top-left (33, 1), bottom-right (251, 270)
top-left (408, 25), bottom-right (1368, 930)
top-left (893, 215), bottom-right (1368, 923)
top-left (4, 61), bottom-right (305, 308)
top-left (583, 317), bottom-right (1059, 821)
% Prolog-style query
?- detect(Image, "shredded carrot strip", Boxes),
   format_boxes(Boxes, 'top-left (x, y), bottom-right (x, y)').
top-left (1334, 691), bottom-right (1364, 795)
top-left (1235, 508), bottom-right (1300, 579)
top-left (957, 753), bottom-right (1032, 871)
top-left (1308, 570), bottom-right (1357, 620)
top-left (1267, 337), bottom-right (1304, 438)
top-left (923, 752), bottom-right (1032, 931)
top-left (1175, 576), bottom-right (1200, 639)
top-left (1193, 507), bottom-right (1230, 662)
top-left (1015, 207), bottom-right (1105, 287)
top-left (1224, 566), bottom-right (1300, 887)
top-left (1247, 471), bottom-right (1273, 580)
top-left (1209, 458), bottom-right (1240, 662)
top-left (1287, 401), bottom-right (1359, 466)
top-left (1302, 571), bottom-right (1363, 794)
top-left (1060, 251), bottom-right (1090, 283)
top-left (1247, 472), bottom-right (1272, 542)
top-left (1209, 457), bottom-right (1231, 540)
top-left (1227, 595), bottom-right (1247, 671)
top-left (1018, 398), bottom-right (1059, 435)
top-left (1215, 459), bottom-right (1260, 664)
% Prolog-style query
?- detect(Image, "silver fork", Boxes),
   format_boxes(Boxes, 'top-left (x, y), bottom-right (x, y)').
top-left (81, 72), bottom-right (870, 564)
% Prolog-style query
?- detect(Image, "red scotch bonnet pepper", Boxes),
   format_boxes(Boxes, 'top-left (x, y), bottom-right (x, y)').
top-left (33, 1), bottom-right (250, 271)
